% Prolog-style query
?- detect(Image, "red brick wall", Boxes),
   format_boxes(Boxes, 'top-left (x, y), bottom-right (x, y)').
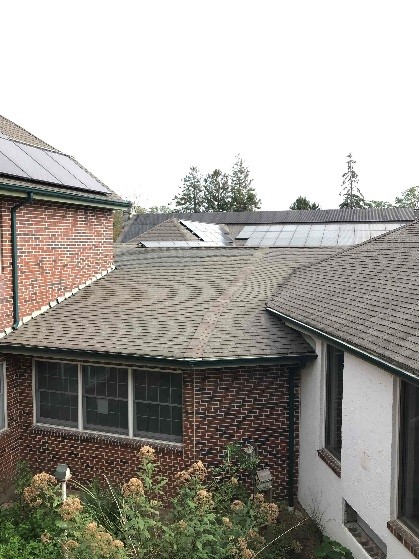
top-left (0, 197), bottom-right (113, 331)
top-left (0, 355), bottom-right (300, 501)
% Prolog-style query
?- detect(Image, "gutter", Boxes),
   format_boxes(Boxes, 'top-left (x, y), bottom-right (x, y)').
top-left (266, 307), bottom-right (419, 387)
top-left (0, 182), bottom-right (131, 210)
top-left (11, 192), bottom-right (34, 329)
top-left (287, 368), bottom-right (296, 509)
top-left (0, 345), bottom-right (315, 369)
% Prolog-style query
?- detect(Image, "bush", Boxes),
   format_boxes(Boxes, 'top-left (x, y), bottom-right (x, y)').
top-left (2, 446), bottom-right (323, 558)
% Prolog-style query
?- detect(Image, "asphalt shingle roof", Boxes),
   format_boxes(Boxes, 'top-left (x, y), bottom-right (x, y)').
top-left (0, 115), bottom-right (126, 206)
top-left (268, 221), bottom-right (419, 376)
top-left (118, 208), bottom-right (416, 243)
top-left (0, 246), bottom-right (339, 362)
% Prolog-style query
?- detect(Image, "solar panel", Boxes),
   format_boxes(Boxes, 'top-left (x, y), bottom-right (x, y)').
top-left (0, 136), bottom-right (110, 194)
top-left (180, 220), bottom-right (233, 245)
top-left (0, 138), bottom-right (58, 184)
top-left (17, 143), bottom-right (84, 190)
top-left (46, 151), bottom-right (109, 194)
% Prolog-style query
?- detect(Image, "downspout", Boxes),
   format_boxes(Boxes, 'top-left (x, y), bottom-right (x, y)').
top-left (11, 192), bottom-right (33, 330)
top-left (287, 368), bottom-right (295, 510)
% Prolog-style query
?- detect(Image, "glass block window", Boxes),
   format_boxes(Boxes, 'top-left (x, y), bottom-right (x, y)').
top-left (0, 363), bottom-right (5, 430)
top-left (134, 370), bottom-right (182, 441)
top-left (325, 345), bottom-right (344, 460)
top-left (83, 365), bottom-right (129, 434)
top-left (36, 361), bottom-right (78, 427)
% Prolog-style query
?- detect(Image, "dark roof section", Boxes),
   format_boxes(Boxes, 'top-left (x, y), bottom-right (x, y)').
top-left (0, 115), bottom-right (128, 209)
top-left (118, 208), bottom-right (416, 243)
top-left (268, 221), bottom-right (419, 377)
top-left (0, 246), bottom-right (339, 362)
top-left (130, 218), bottom-right (198, 243)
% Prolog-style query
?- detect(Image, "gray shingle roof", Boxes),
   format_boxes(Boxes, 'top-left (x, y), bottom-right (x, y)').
top-left (0, 246), bottom-right (339, 362)
top-left (0, 115), bottom-right (126, 206)
top-left (130, 218), bottom-right (198, 243)
top-left (118, 208), bottom-right (416, 243)
top-left (268, 221), bottom-right (419, 376)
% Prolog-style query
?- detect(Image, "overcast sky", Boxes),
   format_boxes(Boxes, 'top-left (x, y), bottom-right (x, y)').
top-left (2, 1), bottom-right (419, 210)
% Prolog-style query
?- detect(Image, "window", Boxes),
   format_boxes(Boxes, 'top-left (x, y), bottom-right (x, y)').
top-left (0, 362), bottom-right (6, 430)
top-left (399, 381), bottom-right (419, 535)
top-left (34, 360), bottom-right (182, 443)
top-left (325, 344), bottom-right (344, 460)
top-left (83, 365), bottom-right (128, 434)
top-left (134, 370), bottom-right (182, 442)
top-left (36, 361), bottom-right (78, 427)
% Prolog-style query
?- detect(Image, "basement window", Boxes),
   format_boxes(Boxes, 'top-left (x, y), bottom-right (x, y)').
top-left (344, 501), bottom-right (387, 558)
top-left (325, 345), bottom-right (344, 460)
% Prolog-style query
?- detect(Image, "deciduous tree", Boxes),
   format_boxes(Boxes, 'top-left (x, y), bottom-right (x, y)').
top-left (395, 186), bottom-right (419, 208)
top-left (289, 196), bottom-right (320, 210)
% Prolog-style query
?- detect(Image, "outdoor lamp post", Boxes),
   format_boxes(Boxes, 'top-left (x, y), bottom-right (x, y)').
top-left (256, 468), bottom-right (273, 502)
top-left (54, 464), bottom-right (71, 502)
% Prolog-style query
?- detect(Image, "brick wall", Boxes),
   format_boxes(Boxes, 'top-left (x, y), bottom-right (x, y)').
top-left (0, 197), bottom-right (113, 331)
top-left (0, 354), bottom-right (300, 501)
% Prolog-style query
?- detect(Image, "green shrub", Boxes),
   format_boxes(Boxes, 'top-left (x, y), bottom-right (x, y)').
top-left (314, 538), bottom-right (354, 559)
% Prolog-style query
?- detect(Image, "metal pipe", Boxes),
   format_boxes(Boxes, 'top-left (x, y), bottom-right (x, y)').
top-left (287, 368), bottom-right (295, 509)
top-left (11, 192), bottom-right (33, 329)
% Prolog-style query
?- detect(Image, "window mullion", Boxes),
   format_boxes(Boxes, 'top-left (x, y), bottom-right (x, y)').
top-left (128, 369), bottom-right (133, 438)
top-left (78, 364), bottom-right (83, 431)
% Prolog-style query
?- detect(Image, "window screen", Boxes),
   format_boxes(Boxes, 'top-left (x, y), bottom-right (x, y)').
top-left (83, 365), bottom-right (129, 434)
top-left (325, 345), bottom-right (344, 460)
top-left (134, 370), bottom-right (182, 441)
top-left (400, 381), bottom-right (419, 535)
top-left (36, 361), bottom-right (78, 427)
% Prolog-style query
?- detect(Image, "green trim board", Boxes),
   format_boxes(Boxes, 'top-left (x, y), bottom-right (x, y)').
top-left (0, 343), bottom-right (315, 370)
top-left (0, 182), bottom-right (130, 210)
top-left (266, 306), bottom-right (419, 387)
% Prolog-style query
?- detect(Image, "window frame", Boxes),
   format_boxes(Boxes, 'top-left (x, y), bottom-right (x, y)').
top-left (398, 380), bottom-right (419, 536)
top-left (0, 362), bottom-right (7, 431)
top-left (33, 359), bottom-right (183, 445)
top-left (324, 344), bottom-right (344, 461)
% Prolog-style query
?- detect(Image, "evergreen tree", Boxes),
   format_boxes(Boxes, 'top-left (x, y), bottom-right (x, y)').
top-left (395, 186), bottom-right (419, 208)
top-left (339, 154), bottom-right (366, 209)
top-left (173, 166), bottom-right (204, 212)
top-left (230, 155), bottom-right (261, 211)
top-left (289, 196), bottom-right (320, 210)
top-left (202, 169), bottom-right (231, 211)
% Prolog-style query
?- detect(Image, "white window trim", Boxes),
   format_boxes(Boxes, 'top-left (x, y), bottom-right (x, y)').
top-left (0, 362), bottom-right (7, 431)
top-left (32, 358), bottom-right (183, 446)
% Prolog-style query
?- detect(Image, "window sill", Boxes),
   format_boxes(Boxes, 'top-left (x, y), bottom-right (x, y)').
top-left (388, 520), bottom-right (419, 558)
top-left (30, 424), bottom-right (183, 452)
top-left (317, 448), bottom-right (341, 477)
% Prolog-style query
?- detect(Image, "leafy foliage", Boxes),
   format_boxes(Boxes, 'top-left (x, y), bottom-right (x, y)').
top-left (289, 196), bottom-right (320, 210)
top-left (395, 185), bottom-right (419, 208)
top-left (314, 537), bottom-right (354, 558)
top-left (173, 156), bottom-right (261, 213)
top-left (1, 448), bottom-right (335, 558)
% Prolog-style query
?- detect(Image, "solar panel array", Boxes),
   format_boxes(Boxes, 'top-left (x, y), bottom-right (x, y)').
top-left (0, 136), bottom-right (109, 194)
top-left (139, 241), bottom-right (227, 248)
top-left (238, 223), bottom-right (404, 247)
top-left (180, 220), bottom-right (233, 244)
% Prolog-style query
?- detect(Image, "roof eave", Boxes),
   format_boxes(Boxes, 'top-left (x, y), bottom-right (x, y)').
top-left (0, 344), bottom-right (316, 369)
top-left (266, 306), bottom-right (419, 387)
top-left (0, 182), bottom-right (131, 210)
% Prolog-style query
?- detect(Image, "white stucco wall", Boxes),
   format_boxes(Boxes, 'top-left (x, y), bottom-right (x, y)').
top-left (298, 337), bottom-right (412, 559)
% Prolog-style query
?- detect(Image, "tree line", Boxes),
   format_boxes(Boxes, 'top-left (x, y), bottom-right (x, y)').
top-left (173, 155), bottom-right (260, 213)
